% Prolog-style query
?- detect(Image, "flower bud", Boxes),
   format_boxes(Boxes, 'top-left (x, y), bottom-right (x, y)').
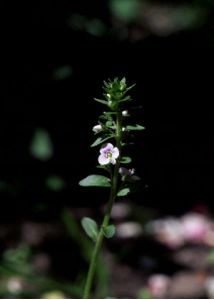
top-left (122, 110), bottom-right (128, 116)
top-left (92, 124), bottom-right (102, 133)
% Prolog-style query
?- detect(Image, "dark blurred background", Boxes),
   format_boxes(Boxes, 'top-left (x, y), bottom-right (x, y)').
top-left (1, 0), bottom-right (214, 214)
top-left (1, 0), bottom-right (214, 298)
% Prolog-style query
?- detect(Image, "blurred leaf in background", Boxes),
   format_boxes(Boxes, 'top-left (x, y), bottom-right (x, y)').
top-left (30, 128), bottom-right (53, 161)
top-left (53, 65), bottom-right (73, 80)
top-left (139, 3), bottom-right (207, 36)
top-left (46, 175), bottom-right (66, 192)
top-left (109, 0), bottom-right (140, 22)
top-left (68, 14), bottom-right (107, 37)
top-left (2, 245), bottom-right (33, 275)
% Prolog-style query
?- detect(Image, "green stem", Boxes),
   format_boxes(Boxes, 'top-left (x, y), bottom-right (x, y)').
top-left (83, 112), bottom-right (122, 299)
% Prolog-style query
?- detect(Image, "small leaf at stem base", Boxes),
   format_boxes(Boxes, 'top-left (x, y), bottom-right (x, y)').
top-left (81, 217), bottom-right (98, 242)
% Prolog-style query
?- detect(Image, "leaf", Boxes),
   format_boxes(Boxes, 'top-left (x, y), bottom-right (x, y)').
top-left (103, 225), bottom-right (116, 238)
top-left (120, 156), bottom-right (132, 164)
top-left (126, 124), bottom-right (145, 131)
top-left (118, 96), bottom-right (131, 103)
top-left (120, 77), bottom-right (126, 85)
top-left (125, 83), bottom-right (136, 93)
top-left (79, 175), bottom-right (111, 187)
top-left (91, 135), bottom-right (113, 147)
top-left (94, 98), bottom-right (109, 107)
top-left (117, 188), bottom-right (130, 197)
top-left (106, 120), bottom-right (113, 126)
top-left (81, 217), bottom-right (98, 242)
top-left (103, 111), bottom-right (117, 115)
top-left (30, 128), bottom-right (53, 161)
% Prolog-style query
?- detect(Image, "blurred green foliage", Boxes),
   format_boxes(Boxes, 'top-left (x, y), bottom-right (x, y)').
top-left (53, 65), bottom-right (73, 80)
top-left (30, 128), bottom-right (53, 161)
top-left (46, 175), bottom-right (66, 192)
top-left (109, 0), bottom-right (140, 22)
top-left (0, 209), bottom-right (110, 298)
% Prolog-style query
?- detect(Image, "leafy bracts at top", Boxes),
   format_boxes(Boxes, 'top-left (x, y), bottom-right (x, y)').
top-left (80, 77), bottom-right (144, 188)
top-left (94, 77), bottom-right (135, 111)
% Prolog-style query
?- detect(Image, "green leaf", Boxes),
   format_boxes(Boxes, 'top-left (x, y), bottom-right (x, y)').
top-left (117, 188), bottom-right (130, 197)
top-left (124, 83), bottom-right (136, 94)
top-left (118, 96), bottom-right (131, 102)
top-left (30, 128), bottom-right (53, 161)
top-left (120, 77), bottom-right (126, 85)
top-left (81, 217), bottom-right (98, 242)
top-left (126, 124), bottom-right (145, 131)
top-left (79, 175), bottom-right (111, 187)
top-left (94, 98), bottom-right (109, 107)
top-left (103, 225), bottom-right (116, 238)
top-left (91, 135), bottom-right (113, 147)
top-left (106, 120), bottom-right (114, 126)
top-left (120, 156), bottom-right (132, 164)
top-left (103, 111), bottom-right (117, 115)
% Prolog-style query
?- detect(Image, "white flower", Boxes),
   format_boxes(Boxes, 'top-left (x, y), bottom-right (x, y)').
top-left (92, 124), bottom-right (102, 133)
top-left (98, 143), bottom-right (119, 165)
top-left (122, 110), bottom-right (128, 116)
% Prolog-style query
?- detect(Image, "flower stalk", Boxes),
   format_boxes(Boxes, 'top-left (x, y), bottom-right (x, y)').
top-left (79, 78), bottom-right (144, 298)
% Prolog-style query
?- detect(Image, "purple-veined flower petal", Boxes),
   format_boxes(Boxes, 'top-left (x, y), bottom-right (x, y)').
top-left (100, 143), bottom-right (114, 154)
top-left (98, 154), bottom-right (110, 165)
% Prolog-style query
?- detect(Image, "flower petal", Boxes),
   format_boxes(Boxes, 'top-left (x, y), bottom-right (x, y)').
top-left (100, 143), bottom-right (114, 154)
top-left (98, 154), bottom-right (110, 165)
top-left (112, 147), bottom-right (119, 159)
top-left (106, 143), bottom-right (114, 150)
top-left (93, 124), bottom-right (102, 133)
top-left (110, 157), bottom-right (116, 165)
